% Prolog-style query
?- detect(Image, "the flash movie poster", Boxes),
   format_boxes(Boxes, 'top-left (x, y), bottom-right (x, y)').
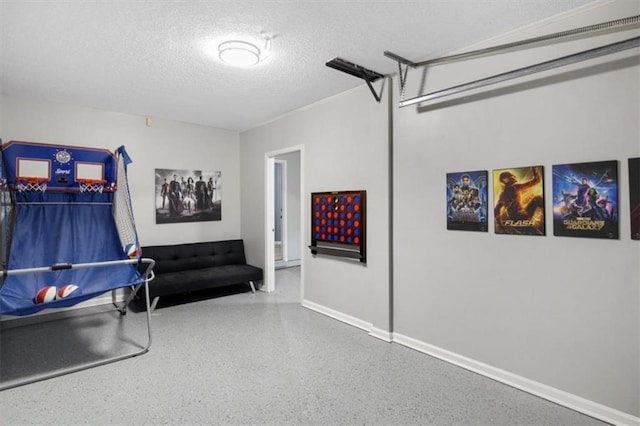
top-left (446, 170), bottom-right (488, 232)
top-left (493, 165), bottom-right (545, 236)
top-left (552, 160), bottom-right (618, 239)
top-left (630, 158), bottom-right (640, 240)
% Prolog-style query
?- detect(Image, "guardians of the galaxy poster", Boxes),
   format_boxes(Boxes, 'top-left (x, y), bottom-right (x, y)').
top-left (493, 165), bottom-right (545, 236)
top-left (552, 160), bottom-right (618, 239)
top-left (446, 170), bottom-right (488, 232)
top-left (630, 158), bottom-right (640, 240)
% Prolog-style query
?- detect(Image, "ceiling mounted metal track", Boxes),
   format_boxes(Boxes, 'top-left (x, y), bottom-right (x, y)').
top-left (385, 15), bottom-right (640, 108)
top-left (400, 36), bottom-right (640, 108)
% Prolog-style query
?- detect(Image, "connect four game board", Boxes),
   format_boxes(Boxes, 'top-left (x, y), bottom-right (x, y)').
top-left (310, 190), bottom-right (366, 263)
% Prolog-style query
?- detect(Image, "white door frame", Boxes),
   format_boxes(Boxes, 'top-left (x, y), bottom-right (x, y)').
top-left (274, 159), bottom-right (288, 262)
top-left (264, 145), bottom-right (304, 294)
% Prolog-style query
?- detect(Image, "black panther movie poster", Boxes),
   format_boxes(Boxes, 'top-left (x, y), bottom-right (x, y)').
top-left (446, 170), bottom-right (488, 232)
top-left (552, 160), bottom-right (618, 239)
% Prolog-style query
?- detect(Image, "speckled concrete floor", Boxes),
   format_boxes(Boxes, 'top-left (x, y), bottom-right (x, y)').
top-left (0, 267), bottom-right (608, 425)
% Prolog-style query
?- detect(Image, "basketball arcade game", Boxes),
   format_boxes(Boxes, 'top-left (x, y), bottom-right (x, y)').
top-left (0, 140), bottom-right (155, 390)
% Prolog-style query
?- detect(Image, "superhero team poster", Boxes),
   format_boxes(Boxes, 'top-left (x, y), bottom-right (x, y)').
top-left (552, 160), bottom-right (618, 239)
top-left (630, 158), bottom-right (640, 240)
top-left (493, 165), bottom-right (545, 236)
top-left (446, 170), bottom-right (488, 232)
top-left (155, 168), bottom-right (222, 224)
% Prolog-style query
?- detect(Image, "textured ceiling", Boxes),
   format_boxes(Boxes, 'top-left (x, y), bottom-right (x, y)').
top-left (0, 1), bottom-right (594, 131)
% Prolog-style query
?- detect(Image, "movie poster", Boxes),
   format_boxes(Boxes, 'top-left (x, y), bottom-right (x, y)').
top-left (155, 168), bottom-right (222, 224)
top-left (630, 158), bottom-right (640, 240)
top-left (446, 170), bottom-right (488, 232)
top-left (493, 165), bottom-right (545, 236)
top-left (552, 160), bottom-right (618, 239)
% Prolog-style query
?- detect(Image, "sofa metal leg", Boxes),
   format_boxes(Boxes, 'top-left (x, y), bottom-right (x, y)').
top-left (248, 281), bottom-right (256, 294)
top-left (150, 296), bottom-right (160, 312)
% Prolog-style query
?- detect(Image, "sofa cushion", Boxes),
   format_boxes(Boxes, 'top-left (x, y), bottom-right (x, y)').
top-left (148, 264), bottom-right (263, 298)
top-left (142, 240), bottom-right (247, 274)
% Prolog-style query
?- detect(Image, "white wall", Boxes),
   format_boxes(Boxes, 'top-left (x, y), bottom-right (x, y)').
top-left (1, 96), bottom-right (241, 246)
top-left (240, 85), bottom-right (391, 334)
top-left (393, 0), bottom-right (639, 419)
top-left (276, 150), bottom-right (301, 261)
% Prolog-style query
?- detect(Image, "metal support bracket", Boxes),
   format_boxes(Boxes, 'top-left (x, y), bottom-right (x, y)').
top-left (326, 57), bottom-right (385, 103)
top-left (383, 51), bottom-right (416, 100)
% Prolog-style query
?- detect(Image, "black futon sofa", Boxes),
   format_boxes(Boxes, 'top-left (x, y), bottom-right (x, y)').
top-left (138, 239), bottom-right (263, 309)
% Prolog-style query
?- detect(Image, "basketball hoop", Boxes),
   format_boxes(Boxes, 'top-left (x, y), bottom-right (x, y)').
top-left (17, 178), bottom-right (48, 192)
top-left (78, 179), bottom-right (107, 193)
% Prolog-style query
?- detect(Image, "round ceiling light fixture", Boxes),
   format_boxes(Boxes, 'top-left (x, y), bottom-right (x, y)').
top-left (218, 40), bottom-right (261, 68)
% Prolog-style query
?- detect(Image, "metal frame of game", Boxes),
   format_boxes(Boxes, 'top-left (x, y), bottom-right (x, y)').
top-left (0, 258), bottom-right (156, 391)
top-left (309, 190), bottom-right (367, 263)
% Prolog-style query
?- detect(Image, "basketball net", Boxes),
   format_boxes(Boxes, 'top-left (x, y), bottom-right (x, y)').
top-left (112, 147), bottom-right (140, 258)
top-left (17, 178), bottom-right (48, 192)
top-left (78, 179), bottom-right (106, 194)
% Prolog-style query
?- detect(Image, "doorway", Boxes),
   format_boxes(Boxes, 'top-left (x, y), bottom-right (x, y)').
top-left (264, 146), bottom-right (303, 294)
top-left (274, 160), bottom-right (286, 263)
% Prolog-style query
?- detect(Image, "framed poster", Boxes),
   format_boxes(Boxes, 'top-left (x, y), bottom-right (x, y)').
top-left (446, 170), bottom-right (488, 232)
top-left (309, 190), bottom-right (366, 263)
top-left (552, 160), bottom-right (618, 239)
top-left (492, 165), bottom-right (545, 236)
top-left (155, 168), bottom-right (222, 224)
top-left (630, 158), bottom-right (640, 240)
